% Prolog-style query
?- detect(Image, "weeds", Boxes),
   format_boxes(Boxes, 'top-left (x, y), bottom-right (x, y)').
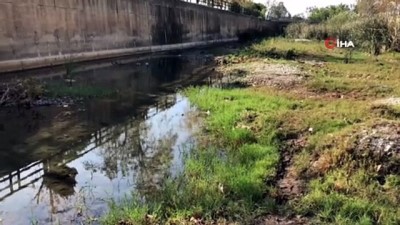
top-left (102, 38), bottom-right (400, 224)
top-left (102, 88), bottom-right (297, 224)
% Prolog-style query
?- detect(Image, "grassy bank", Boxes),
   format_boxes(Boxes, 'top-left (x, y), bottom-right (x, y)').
top-left (103, 38), bottom-right (400, 224)
top-left (103, 88), bottom-right (296, 224)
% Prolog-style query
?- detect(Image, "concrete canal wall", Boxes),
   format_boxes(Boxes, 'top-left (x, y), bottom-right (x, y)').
top-left (0, 0), bottom-right (284, 72)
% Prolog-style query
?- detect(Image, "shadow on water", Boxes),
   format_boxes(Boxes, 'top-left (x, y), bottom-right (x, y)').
top-left (0, 55), bottom-right (207, 224)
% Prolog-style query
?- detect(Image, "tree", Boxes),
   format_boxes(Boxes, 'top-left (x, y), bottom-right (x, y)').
top-left (229, 0), bottom-right (267, 18)
top-left (266, 1), bottom-right (290, 19)
top-left (307, 4), bottom-right (352, 23)
top-left (356, 0), bottom-right (400, 51)
top-left (353, 16), bottom-right (390, 55)
top-left (243, 2), bottom-right (267, 18)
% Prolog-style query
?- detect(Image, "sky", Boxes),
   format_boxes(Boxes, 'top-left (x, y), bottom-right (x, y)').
top-left (253, 0), bottom-right (357, 15)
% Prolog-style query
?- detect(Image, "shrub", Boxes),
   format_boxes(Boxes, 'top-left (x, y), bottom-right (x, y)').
top-left (285, 12), bottom-right (393, 55)
top-left (308, 4), bottom-right (352, 23)
top-left (352, 15), bottom-right (390, 55)
top-left (286, 22), bottom-right (328, 40)
top-left (285, 22), bottom-right (307, 39)
top-left (326, 11), bottom-right (358, 39)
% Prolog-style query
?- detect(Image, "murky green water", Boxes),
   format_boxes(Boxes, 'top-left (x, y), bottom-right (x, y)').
top-left (0, 55), bottom-right (210, 224)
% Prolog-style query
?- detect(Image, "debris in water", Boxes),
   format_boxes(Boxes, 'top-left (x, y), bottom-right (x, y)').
top-left (64, 79), bottom-right (76, 83)
top-left (0, 78), bottom-right (44, 107)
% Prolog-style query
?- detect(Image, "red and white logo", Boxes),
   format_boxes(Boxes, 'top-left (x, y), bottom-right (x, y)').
top-left (325, 37), bottom-right (355, 49)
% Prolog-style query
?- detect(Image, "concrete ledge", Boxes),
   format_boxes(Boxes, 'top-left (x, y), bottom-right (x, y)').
top-left (0, 38), bottom-right (237, 74)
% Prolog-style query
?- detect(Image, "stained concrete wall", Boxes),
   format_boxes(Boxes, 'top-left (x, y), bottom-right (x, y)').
top-left (0, 0), bottom-right (281, 73)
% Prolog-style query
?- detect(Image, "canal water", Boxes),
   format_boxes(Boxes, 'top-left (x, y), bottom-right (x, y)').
top-left (0, 54), bottom-right (211, 224)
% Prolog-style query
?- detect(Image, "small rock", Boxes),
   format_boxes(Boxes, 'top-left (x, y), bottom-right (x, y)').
top-left (77, 208), bottom-right (83, 217)
top-left (218, 183), bottom-right (224, 194)
top-left (384, 142), bottom-right (393, 152)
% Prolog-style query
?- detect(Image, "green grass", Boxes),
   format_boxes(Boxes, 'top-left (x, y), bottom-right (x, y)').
top-left (249, 38), bottom-right (400, 99)
top-left (102, 88), bottom-right (297, 224)
top-left (102, 38), bottom-right (400, 224)
top-left (295, 168), bottom-right (400, 225)
top-left (209, 39), bottom-right (400, 224)
top-left (238, 38), bottom-right (366, 62)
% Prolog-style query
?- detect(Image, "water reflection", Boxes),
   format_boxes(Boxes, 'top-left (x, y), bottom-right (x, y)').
top-left (0, 55), bottom-right (205, 225)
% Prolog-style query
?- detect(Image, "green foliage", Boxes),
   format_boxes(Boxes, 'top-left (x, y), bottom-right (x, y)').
top-left (307, 4), bottom-right (352, 23)
top-left (352, 16), bottom-right (390, 55)
top-left (229, 1), bottom-right (242, 13)
top-left (325, 11), bottom-right (359, 39)
top-left (102, 38), bottom-right (400, 225)
top-left (20, 78), bottom-right (45, 99)
top-left (286, 11), bottom-right (358, 41)
top-left (286, 11), bottom-right (391, 55)
top-left (102, 88), bottom-right (295, 224)
top-left (287, 1), bottom-right (399, 54)
top-left (246, 2), bottom-right (267, 18)
top-left (296, 169), bottom-right (400, 224)
top-left (247, 38), bottom-right (333, 58)
top-left (230, 1), bottom-right (266, 18)
top-left (228, 39), bottom-right (400, 224)
top-left (267, 2), bottom-right (290, 19)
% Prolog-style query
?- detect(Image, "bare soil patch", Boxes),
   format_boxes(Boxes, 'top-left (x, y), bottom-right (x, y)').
top-left (276, 134), bottom-right (308, 202)
top-left (254, 135), bottom-right (309, 225)
top-left (216, 61), bottom-right (306, 89)
top-left (256, 215), bottom-right (308, 225)
top-left (353, 122), bottom-right (400, 176)
top-left (374, 97), bottom-right (400, 106)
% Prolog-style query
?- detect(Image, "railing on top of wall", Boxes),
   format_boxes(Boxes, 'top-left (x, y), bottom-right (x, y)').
top-left (180, 0), bottom-right (263, 18)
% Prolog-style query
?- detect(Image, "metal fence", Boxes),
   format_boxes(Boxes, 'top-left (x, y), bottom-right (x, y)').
top-left (180, 0), bottom-right (259, 17)
top-left (182, 0), bottom-right (231, 10)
